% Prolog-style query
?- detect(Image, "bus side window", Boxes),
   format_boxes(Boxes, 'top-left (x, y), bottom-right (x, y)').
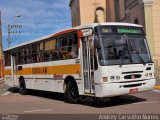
top-left (59, 35), bottom-right (69, 59)
top-left (44, 38), bottom-right (58, 61)
top-left (68, 34), bottom-right (74, 46)
top-left (38, 42), bottom-right (44, 62)
top-left (52, 38), bottom-right (58, 60)
top-left (62, 35), bottom-right (68, 47)
top-left (73, 33), bottom-right (78, 45)
top-left (32, 44), bottom-right (39, 63)
top-left (56, 32), bottom-right (79, 60)
top-left (17, 51), bottom-right (22, 65)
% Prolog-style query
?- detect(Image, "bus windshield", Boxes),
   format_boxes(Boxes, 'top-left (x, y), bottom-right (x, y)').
top-left (97, 34), bottom-right (152, 66)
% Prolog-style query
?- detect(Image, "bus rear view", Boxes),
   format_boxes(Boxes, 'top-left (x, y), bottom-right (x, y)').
top-left (93, 24), bottom-right (156, 97)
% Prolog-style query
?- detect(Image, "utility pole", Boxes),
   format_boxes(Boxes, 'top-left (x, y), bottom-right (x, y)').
top-left (0, 11), bottom-right (2, 59)
top-left (0, 11), bottom-right (4, 78)
top-left (8, 25), bottom-right (10, 48)
top-left (8, 25), bottom-right (22, 48)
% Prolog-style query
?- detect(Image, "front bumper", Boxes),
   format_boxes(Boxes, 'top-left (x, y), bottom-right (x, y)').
top-left (95, 78), bottom-right (156, 97)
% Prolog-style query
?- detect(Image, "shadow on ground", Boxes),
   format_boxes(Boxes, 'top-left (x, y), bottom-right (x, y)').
top-left (7, 87), bottom-right (146, 108)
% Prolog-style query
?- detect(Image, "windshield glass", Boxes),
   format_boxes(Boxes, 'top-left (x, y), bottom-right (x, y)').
top-left (97, 35), bottom-right (152, 66)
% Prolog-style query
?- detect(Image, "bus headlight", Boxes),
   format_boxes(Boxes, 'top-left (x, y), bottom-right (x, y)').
top-left (110, 76), bottom-right (115, 81)
top-left (116, 76), bottom-right (120, 80)
top-left (145, 73), bottom-right (148, 77)
top-left (149, 73), bottom-right (152, 77)
top-left (110, 76), bottom-right (120, 81)
top-left (102, 77), bottom-right (108, 82)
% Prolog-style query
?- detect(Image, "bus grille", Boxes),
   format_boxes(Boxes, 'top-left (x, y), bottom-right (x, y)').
top-left (123, 83), bottom-right (143, 88)
top-left (124, 74), bottom-right (141, 79)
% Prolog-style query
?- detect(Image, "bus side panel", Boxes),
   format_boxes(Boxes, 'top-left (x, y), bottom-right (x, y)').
top-left (24, 76), bottom-right (33, 89)
top-left (14, 60), bottom-right (82, 93)
top-left (4, 66), bottom-right (14, 87)
top-left (5, 76), bottom-right (14, 87)
top-left (32, 77), bottom-right (53, 92)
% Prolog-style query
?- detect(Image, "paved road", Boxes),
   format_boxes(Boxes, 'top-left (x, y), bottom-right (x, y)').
top-left (0, 81), bottom-right (160, 119)
top-left (0, 87), bottom-right (160, 114)
top-left (0, 81), bottom-right (10, 95)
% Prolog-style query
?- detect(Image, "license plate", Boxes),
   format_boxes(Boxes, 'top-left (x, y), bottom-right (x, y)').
top-left (129, 88), bottom-right (138, 93)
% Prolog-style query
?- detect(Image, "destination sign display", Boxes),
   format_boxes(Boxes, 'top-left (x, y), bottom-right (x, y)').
top-left (117, 28), bottom-right (141, 34)
top-left (95, 26), bottom-right (144, 34)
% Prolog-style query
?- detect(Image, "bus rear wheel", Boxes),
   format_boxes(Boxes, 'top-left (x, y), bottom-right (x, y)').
top-left (19, 78), bottom-right (27, 95)
top-left (64, 81), bottom-right (79, 104)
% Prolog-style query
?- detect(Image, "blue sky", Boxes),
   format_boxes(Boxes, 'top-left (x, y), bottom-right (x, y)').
top-left (0, 0), bottom-right (71, 49)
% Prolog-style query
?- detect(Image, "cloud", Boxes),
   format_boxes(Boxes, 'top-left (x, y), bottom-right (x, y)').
top-left (0, 0), bottom-right (71, 49)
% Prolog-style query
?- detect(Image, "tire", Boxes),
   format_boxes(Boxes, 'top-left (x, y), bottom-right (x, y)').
top-left (64, 81), bottom-right (79, 104)
top-left (19, 78), bottom-right (27, 95)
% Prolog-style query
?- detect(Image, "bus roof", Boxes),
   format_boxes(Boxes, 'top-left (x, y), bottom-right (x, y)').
top-left (74, 22), bottom-right (142, 29)
top-left (4, 22), bottom-right (143, 52)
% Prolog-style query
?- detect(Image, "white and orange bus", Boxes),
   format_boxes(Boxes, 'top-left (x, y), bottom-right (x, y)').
top-left (4, 23), bottom-right (156, 103)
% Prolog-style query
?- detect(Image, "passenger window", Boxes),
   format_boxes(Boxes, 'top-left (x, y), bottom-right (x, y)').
top-left (73, 33), bottom-right (78, 45)
top-left (68, 35), bottom-right (74, 46)
top-left (58, 32), bottom-right (78, 60)
top-left (44, 39), bottom-right (58, 61)
top-left (62, 35), bottom-right (68, 47)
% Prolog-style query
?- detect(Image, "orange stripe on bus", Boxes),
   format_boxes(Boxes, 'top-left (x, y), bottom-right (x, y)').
top-left (4, 69), bottom-right (11, 75)
top-left (5, 64), bottom-right (81, 75)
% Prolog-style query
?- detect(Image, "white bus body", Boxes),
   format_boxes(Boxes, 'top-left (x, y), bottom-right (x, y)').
top-left (4, 23), bottom-right (156, 103)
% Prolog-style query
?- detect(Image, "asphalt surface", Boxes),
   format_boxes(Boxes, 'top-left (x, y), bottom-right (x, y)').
top-left (0, 84), bottom-right (160, 113)
top-left (0, 80), bottom-right (160, 120)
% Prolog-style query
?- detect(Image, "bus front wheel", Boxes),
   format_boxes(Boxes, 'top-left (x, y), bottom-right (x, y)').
top-left (19, 78), bottom-right (27, 95)
top-left (64, 81), bottom-right (79, 104)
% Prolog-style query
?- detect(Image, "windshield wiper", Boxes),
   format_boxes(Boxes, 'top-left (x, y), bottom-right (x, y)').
top-left (128, 40), bottom-right (146, 66)
top-left (120, 35), bottom-right (133, 67)
top-left (120, 35), bottom-right (146, 67)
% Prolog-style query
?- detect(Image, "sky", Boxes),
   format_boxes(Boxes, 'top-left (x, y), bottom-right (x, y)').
top-left (0, 0), bottom-right (71, 49)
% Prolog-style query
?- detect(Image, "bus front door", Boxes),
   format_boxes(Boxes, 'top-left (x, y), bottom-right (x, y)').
top-left (82, 37), bottom-right (95, 94)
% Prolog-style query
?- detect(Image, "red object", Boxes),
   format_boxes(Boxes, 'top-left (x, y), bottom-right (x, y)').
top-left (129, 88), bottom-right (138, 93)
